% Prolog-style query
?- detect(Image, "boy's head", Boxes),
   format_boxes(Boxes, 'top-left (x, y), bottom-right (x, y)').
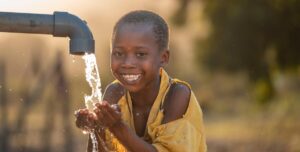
top-left (110, 10), bottom-right (170, 92)
top-left (112, 10), bottom-right (169, 51)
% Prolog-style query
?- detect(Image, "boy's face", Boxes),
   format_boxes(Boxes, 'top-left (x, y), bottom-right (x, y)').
top-left (111, 23), bottom-right (169, 93)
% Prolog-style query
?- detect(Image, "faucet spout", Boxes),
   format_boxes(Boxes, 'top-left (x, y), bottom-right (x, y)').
top-left (0, 11), bottom-right (95, 55)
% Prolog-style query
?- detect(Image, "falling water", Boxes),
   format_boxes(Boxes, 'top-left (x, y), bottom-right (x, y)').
top-left (82, 53), bottom-right (110, 152)
top-left (82, 53), bottom-right (102, 111)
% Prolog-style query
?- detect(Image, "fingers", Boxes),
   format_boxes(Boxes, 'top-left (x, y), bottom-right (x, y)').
top-left (107, 104), bottom-right (121, 120)
top-left (75, 110), bottom-right (87, 128)
top-left (74, 108), bottom-right (87, 117)
top-left (75, 101), bottom-right (122, 131)
top-left (102, 109), bottom-right (115, 127)
top-left (94, 102), bottom-right (112, 127)
top-left (93, 107), bottom-right (104, 126)
top-left (74, 108), bottom-right (96, 130)
top-left (111, 104), bottom-right (121, 112)
top-left (93, 101), bottom-right (122, 128)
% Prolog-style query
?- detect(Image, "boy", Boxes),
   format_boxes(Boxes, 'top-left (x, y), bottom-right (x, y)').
top-left (75, 10), bottom-right (206, 152)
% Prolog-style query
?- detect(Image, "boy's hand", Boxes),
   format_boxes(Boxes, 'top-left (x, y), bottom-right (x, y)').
top-left (74, 108), bottom-right (97, 131)
top-left (93, 101), bottom-right (122, 129)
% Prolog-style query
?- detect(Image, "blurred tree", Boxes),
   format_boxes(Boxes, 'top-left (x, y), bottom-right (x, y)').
top-left (172, 0), bottom-right (300, 103)
top-left (0, 61), bottom-right (9, 151)
top-left (171, 0), bottom-right (189, 26)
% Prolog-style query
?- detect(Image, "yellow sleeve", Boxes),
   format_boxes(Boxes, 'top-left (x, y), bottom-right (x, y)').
top-left (151, 118), bottom-right (205, 152)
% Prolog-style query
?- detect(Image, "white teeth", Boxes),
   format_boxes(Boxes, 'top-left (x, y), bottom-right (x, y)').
top-left (122, 74), bottom-right (141, 82)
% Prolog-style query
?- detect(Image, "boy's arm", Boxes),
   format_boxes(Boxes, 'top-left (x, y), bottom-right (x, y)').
top-left (94, 82), bottom-right (157, 152)
top-left (162, 83), bottom-right (191, 124)
top-left (103, 82), bottom-right (125, 105)
top-left (92, 82), bottom-right (191, 152)
top-left (109, 122), bottom-right (158, 152)
top-left (107, 83), bottom-right (191, 152)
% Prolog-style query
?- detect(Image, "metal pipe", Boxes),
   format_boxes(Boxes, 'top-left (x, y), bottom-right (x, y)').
top-left (0, 11), bottom-right (94, 55)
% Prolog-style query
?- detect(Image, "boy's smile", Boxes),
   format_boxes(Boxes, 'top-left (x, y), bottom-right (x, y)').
top-left (121, 74), bottom-right (142, 83)
top-left (111, 23), bottom-right (168, 93)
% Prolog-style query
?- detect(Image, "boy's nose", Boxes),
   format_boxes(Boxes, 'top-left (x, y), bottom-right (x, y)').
top-left (121, 55), bottom-right (136, 68)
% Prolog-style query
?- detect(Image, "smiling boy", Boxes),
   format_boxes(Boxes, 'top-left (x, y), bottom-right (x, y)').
top-left (75, 10), bottom-right (206, 152)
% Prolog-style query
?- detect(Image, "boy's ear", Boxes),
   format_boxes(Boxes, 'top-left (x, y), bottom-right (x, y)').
top-left (160, 49), bottom-right (170, 67)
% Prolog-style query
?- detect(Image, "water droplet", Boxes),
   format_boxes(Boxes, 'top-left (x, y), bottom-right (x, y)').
top-left (0, 85), bottom-right (2, 89)
top-left (71, 55), bottom-right (76, 63)
top-left (82, 130), bottom-right (89, 135)
top-left (20, 98), bottom-right (24, 102)
top-left (9, 88), bottom-right (12, 92)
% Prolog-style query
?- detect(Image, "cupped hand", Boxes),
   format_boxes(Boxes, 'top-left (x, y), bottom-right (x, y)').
top-left (93, 101), bottom-right (122, 129)
top-left (74, 108), bottom-right (97, 131)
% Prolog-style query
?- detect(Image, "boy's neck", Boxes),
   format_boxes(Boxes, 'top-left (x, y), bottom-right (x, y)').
top-left (130, 76), bottom-right (161, 108)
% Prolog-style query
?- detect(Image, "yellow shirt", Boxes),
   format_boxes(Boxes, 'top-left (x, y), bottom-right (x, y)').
top-left (101, 69), bottom-right (207, 152)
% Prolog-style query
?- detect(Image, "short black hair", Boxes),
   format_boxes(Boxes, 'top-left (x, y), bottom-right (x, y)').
top-left (112, 10), bottom-right (169, 51)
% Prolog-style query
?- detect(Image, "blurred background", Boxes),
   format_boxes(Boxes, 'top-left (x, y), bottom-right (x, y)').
top-left (0, 0), bottom-right (300, 151)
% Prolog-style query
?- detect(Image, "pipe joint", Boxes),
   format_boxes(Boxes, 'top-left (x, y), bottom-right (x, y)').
top-left (53, 12), bottom-right (95, 54)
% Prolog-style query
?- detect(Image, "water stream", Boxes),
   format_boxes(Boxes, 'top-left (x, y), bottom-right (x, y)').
top-left (82, 53), bottom-right (111, 152)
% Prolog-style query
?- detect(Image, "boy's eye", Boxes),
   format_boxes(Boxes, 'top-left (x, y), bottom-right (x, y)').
top-left (136, 52), bottom-right (147, 57)
top-left (113, 51), bottom-right (123, 57)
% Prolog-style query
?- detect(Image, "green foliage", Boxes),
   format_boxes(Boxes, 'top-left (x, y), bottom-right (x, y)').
top-left (201, 0), bottom-right (299, 71)
top-left (173, 0), bottom-right (300, 102)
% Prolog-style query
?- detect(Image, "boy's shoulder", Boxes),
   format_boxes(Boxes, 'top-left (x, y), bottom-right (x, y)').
top-left (103, 81), bottom-right (125, 104)
top-left (162, 80), bottom-right (191, 124)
